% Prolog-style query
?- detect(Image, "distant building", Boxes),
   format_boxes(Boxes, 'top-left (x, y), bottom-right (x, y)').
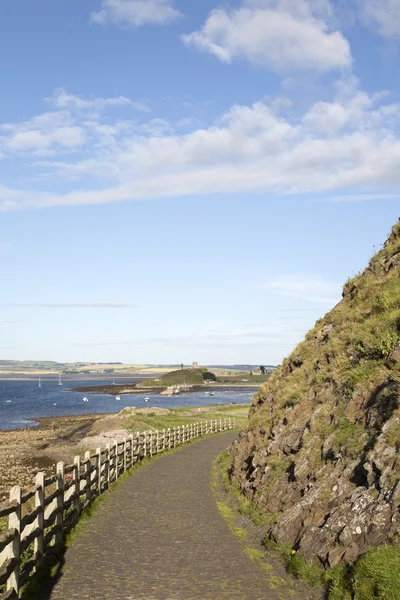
top-left (192, 362), bottom-right (199, 369)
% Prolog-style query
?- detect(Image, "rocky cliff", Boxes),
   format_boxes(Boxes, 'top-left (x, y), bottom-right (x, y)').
top-left (231, 220), bottom-right (400, 568)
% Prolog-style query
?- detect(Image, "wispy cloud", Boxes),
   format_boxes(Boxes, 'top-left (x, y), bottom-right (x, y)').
top-left (357, 0), bottom-right (400, 38)
top-left (91, 0), bottom-right (182, 28)
top-left (324, 193), bottom-right (400, 203)
top-left (0, 303), bottom-right (138, 308)
top-left (265, 274), bottom-right (341, 304)
top-left (46, 88), bottom-right (151, 114)
top-left (70, 326), bottom-right (306, 348)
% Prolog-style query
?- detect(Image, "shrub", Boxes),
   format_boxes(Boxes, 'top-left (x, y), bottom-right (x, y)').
top-left (202, 371), bottom-right (217, 381)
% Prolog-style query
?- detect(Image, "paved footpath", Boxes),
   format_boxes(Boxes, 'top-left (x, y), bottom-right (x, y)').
top-left (40, 432), bottom-right (280, 600)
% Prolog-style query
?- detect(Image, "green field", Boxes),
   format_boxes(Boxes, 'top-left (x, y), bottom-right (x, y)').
top-left (120, 404), bottom-right (250, 432)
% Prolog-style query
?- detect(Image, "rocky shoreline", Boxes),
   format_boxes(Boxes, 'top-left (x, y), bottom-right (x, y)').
top-left (72, 383), bottom-right (260, 395)
top-left (0, 411), bottom-right (135, 502)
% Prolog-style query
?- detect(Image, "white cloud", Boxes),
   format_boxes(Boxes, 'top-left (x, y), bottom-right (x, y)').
top-left (0, 111), bottom-right (85, 155)
top-left (182, 0), bottom-right (351, 73)
top-left (358, 0), bottom-right (400, 38)
top-left (91, 0), bottom-right (181, 28)
top-left (2, 79), bottom-right (400, 211)
top-left (266, 274), bottom-right (341, 304)
top-left (0, 89), bottom-right (150, 157)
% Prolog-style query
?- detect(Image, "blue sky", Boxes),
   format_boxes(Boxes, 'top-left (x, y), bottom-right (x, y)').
top-left (0, 0), bottom-right (399, 365)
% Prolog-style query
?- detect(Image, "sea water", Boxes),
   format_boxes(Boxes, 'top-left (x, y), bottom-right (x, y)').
top-left (0, 378), bottom-right (253, 431)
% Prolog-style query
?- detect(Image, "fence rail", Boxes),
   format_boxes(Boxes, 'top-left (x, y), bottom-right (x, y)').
top-left (0, 418), bottom-right (234, 598)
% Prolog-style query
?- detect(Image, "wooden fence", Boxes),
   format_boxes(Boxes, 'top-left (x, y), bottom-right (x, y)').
top-left (0, 418), bottom-right (234, 599)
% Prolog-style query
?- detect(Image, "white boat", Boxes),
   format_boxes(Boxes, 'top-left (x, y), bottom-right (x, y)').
top-left (115, 395), bottom-right (121, 400)
top-left (6, 400), bottom-right (11, 403)
top-left (83, 397), bottom-right (88, 402)
top-left (144, 397), bottom-right (150, 402)
top-left (209, 392), bottom-right (215, 396)
top-left (58, 373), bottom-right (62, 386)
top-left (38, 376), bottom-right (41, 388)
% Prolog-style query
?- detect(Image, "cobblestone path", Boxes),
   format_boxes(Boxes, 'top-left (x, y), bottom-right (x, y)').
top-left (41, 432), bottom-right (281, 600)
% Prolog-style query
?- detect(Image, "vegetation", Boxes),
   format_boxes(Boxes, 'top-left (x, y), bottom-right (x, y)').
top-left (214, 372), bottom-right (272, 384)
top-left (120, 404), bottom-right (250, 432)
top-left (202, 370), bottom-right (217, 381)
top-left (139, 368), bottom-right (206, 387)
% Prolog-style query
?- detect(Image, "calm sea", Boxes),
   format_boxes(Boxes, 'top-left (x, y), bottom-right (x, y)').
top-left (0, 378), bottom-right (253, 431)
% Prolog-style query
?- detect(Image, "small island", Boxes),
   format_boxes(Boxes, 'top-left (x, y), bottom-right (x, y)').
top-left (73, 366), bottom-right (272, 395)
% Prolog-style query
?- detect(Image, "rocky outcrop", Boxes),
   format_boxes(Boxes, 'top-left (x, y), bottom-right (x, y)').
top-left (231, 220), bottom-right (400, 567)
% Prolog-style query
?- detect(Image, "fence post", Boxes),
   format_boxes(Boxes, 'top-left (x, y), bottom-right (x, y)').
top-left (7, 485), bottom-right (21, 595)
top-left (105, 444), bottom-right (110, 488)
top-left (128, 434), bottom-right (134, 467)
top-left (73, 455), bottom-right (81, 516)
top-left (156, 430), bottom-right (159, 454)
top-left (168, 428), bottom-right (171, 450)
top-left (84, 451), bottom-right (91, 505)
top-left (34, 472), bottom-right (45, 571)
top-left (150, 431), bottom-right (153, 457)
top-left (96, 447), bottom-right (102, 496)
top-left (113, 440), bottom-right (118, 480)
top-left (56, 461), bottom-right (65, 546)
top-left (121, 440), bottom-right (126, 474)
